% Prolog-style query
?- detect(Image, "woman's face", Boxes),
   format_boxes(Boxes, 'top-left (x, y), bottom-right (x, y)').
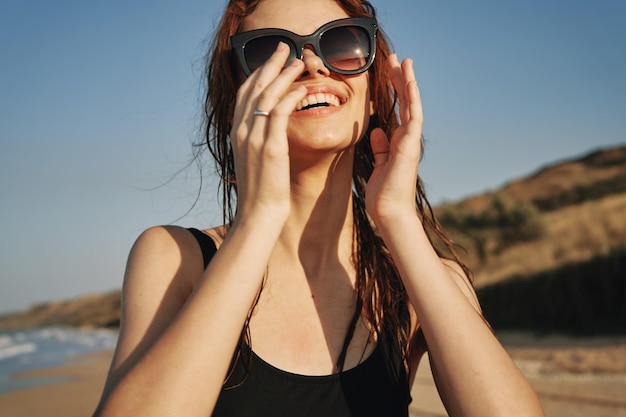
top-left (241, 0), bottom-right (373, 159)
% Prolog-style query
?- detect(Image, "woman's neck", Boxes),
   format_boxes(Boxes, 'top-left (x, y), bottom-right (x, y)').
top-left (276, 149), bottom-right (356, 272)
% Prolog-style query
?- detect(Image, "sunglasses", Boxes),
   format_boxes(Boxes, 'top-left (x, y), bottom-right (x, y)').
top-left (230, 17), bottom-right (378, 77)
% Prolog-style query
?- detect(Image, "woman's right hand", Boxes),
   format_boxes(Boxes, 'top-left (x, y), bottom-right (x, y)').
top-left (230, 42), bottom-right (307, 224)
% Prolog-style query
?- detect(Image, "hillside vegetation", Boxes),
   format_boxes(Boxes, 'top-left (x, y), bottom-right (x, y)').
top-left (479, 246), bottom-right (625, 335)
top-left (0, 291), bottom-right (121, 330)
top-left (435, 145), bottom-right (626, 334)
top-left (437, 145), bottom-right (626, 288)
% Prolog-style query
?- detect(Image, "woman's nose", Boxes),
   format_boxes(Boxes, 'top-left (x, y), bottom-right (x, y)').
top-left (298, 47), bottom-right (331, 78)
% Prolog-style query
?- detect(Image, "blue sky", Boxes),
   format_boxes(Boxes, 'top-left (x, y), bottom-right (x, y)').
top-left (1, 0), bottom-right (624, 313)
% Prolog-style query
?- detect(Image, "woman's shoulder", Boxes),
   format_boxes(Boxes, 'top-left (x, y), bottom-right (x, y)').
top-left (131, 225), bottom-right (200, 261)
top-left (125, 225), bottom-right (224, 290)
top-left (132, 225), bottom-right (225, 257)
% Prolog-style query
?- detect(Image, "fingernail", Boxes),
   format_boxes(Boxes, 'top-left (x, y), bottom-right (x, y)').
top-left (276, 41), bottom-right (287, 52)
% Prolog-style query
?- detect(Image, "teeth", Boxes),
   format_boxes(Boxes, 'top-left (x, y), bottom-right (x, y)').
top-left (297, 93), bottom-right (341, 111)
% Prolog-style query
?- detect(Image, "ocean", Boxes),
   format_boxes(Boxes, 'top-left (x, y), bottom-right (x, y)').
top-left (0, 327), bottom-right (118, 394)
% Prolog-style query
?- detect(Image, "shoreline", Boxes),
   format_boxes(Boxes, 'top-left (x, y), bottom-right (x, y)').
top-left (1, 335), bottom-right (626, 417)
top-left (0, 350), bottom-right (112, 417)
top-left (499, 331), bottom-right (626, 375)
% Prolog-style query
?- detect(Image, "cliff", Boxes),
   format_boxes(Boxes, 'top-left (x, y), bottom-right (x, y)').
top-left (0, 291), bottom-right (121, 330)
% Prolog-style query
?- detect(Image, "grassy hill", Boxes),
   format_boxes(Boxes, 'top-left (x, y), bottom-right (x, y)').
top-left (435, 144), bottom-right (626, 334)
top-left (437, 145), bottom-right (626, 287)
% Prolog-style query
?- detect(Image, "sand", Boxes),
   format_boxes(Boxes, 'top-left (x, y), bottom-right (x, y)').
top-left (1, 333), bottom-right (625, 417)
top-left (0, 350), bottom-right (111, 417)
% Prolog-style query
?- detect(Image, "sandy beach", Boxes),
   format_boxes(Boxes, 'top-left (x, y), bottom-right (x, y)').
top-left (1, 334), bottom-right (625, 417)
top-left (0, 350), bottom-right (111, 417)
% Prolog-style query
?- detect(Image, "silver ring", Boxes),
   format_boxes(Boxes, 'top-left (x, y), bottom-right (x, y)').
top-left (253, 109), bottom-right (270, 117)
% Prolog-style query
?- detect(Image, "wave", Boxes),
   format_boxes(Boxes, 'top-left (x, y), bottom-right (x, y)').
top-left (0, 327), bottom-right (118, 393)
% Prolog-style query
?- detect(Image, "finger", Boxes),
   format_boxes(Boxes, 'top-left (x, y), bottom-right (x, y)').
top-left (398, 58), bottom-right (418, 125)
top-left (387, 54), bottom-right (403, 95)
top-left (242, 41), bottom-right (292, 92)
top-left (401, 59), bottom-right (423, 141)
top-left (406, 79), bottom-right (424, 131)
top-left (387, 54), bottom-right (404, 104)
top-left (264, 85), bottom-right (307, 150)
top-left (369, 128), bottom-right (390, 168)
top-left (401, 59), bottom-right (421, 115)
top-left (234, 42), bottom-right (293, 122)
top-left (246, 58), bottom-right (305, 142)
top-left (386, 55), bottom-right (408, 121)
top-left (253, 58), bottom-right (304, 120)
top-left (401, 58), bottom-right (417, 85)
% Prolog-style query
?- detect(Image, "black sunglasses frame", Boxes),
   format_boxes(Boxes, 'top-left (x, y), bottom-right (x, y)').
top-left (230, 17), bottom-right (378, 77)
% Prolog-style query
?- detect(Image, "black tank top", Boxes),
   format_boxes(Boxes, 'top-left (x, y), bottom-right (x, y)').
top-left (187, 228), bottom-right (411, 417)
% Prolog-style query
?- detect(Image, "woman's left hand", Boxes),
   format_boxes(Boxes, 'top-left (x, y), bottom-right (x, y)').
top-left (365, 55), bottom-right (424, 226)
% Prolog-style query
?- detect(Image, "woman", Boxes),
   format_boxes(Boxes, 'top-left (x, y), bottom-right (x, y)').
top-left (94, 0), bottom-right (545, 416)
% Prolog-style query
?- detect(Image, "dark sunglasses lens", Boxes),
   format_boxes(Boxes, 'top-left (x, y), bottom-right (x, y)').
top-left (320, 26), bottom-right (371, 72)
top-left (244, 35), bottom-right (295, 73)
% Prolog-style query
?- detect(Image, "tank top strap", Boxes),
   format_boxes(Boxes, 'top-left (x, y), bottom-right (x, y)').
top-left (187, 228), bottom-right (217, 268)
